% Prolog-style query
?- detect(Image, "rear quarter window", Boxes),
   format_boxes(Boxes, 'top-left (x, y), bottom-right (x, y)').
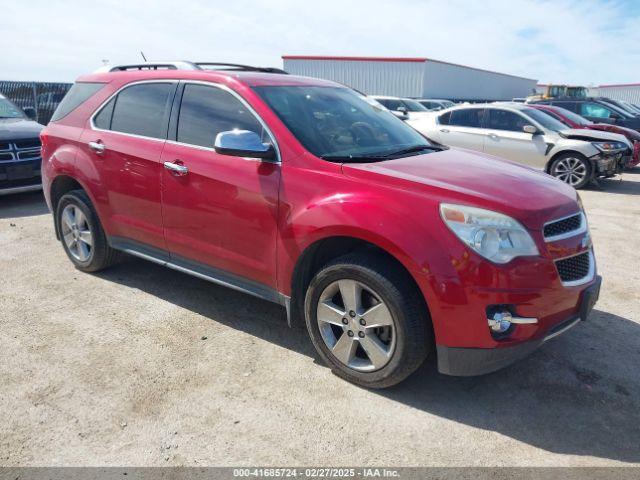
top-left (50, 82), bottom-right (105, 122)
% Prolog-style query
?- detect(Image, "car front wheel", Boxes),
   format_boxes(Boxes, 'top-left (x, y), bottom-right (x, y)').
top-left (304, 252), bottom-right (430, 388)
top-left (550, 153), bottom-right (592, 189)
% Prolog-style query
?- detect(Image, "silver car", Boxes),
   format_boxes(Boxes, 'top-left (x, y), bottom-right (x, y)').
top-left (410, 102), bottom-right (631, 188)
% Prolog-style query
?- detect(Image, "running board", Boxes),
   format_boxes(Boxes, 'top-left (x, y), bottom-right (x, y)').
top-left (109, 237), bottom-right (291, 319)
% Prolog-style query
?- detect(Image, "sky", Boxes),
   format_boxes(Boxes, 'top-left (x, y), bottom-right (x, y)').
top-left (2, 0), bottom-right (639, 86)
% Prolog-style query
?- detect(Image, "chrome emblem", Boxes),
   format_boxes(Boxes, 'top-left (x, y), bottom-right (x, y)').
top-left (581, 233), bottom-right (591, 249)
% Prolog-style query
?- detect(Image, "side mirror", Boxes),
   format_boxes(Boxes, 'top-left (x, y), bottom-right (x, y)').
top-left (610, 113), bottom-right (621, 120)
top-left (214, 130), bottom-right (276, 161)
top-left (391, 110), bottom-right (409, 121)
top-left (523, 125), bottom-right (539, 134)
top-left (397, 106), bottom-right (408, 114)
top-left (23, 107), bottom-right (37, 121)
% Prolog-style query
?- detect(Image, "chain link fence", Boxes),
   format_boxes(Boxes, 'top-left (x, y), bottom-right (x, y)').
top-left (0, 81), bottom-right (72, 125)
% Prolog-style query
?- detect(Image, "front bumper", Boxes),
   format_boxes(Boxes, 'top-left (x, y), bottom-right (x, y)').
top-left (591, 151), bottom-right (624, 176)
top-left (437, 275), bottom-right (601, 376)
top-left (0, 158), bottom-right (42, 193)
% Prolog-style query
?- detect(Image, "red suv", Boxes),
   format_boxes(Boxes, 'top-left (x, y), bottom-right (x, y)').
top-left (41, 62), bottom-right (601, 388)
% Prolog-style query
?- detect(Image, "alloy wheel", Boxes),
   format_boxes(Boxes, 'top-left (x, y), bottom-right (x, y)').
top-left (316, 279), bottom-right (396, 372)
top-left (553, 157), bottom-right (588, 186)
top-left (60, 204), bottom-right (94, 262)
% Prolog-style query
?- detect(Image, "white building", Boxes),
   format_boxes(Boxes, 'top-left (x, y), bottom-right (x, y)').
top-left (590, 83), bottom-right (640, 104)
top-left (282, 55), bottom-right (538, 101)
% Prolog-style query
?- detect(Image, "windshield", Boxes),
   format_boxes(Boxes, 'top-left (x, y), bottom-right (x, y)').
top-left (601, 101), bottom-right (633, 118)
top-left (550, 107), bottom-right (592, 126)
top-left (253, 86), bottom-right (434, 160)
top-left (0, 97), bottom-right (25, 119)
top-left (522, 107), bottom-right (570, 132)
top-left (402, 99), bottom-right (428, 112)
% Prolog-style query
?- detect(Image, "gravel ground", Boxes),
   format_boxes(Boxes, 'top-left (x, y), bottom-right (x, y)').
top-left (0, 171), bottom-right (639, 467)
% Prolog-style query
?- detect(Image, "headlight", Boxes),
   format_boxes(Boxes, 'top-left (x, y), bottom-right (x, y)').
top-left (440, 204), bottom-right (539, 264)
top-left (592, 141), bottom-right (626, 152)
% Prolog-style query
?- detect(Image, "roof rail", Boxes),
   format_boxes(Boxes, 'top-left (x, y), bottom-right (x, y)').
top-left (94, 61), bottom-right (202, 73)
top-left (196, 62), bottom-right (288, 74)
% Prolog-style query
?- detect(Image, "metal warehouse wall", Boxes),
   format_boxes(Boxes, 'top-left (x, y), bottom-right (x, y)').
top-left (591, 85), bottom-right (640, 104)
top-left (283, 59), bottom-right (425, 97)
top-left (0, 81), bottom-right (72, 125)
top-left (423, 61), bottom-right (537, 101)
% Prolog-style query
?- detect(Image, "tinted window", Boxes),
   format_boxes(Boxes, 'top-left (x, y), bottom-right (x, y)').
top-left (521, 108), bottom-right (568, 131)
top-left (580, 102), bottom-right (613, 119)
top-left (93, 98), bottom-right (115, 130)
top-left (377, 99), bottom-right (402, 111)
top-left (177, 84), bottom-right (264, 148)
top-left (486, 109), bottom-right (528, 131)
top-left (254, 86), bottom-right (432, 159)
top-left (50, 82), bottom-right (105, 122)
top-left (551, 101), bottom-right (577, 112)
top-left (449, 108), bottom-right (484, 128)
top-left (438, 111), bottom-right (452, 125)
top-left (401, 99), bottom-right (428, 112)
top-left (110, 83), bottom-right (174, 138)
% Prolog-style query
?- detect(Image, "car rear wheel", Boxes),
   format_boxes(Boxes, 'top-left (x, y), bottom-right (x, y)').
top-left (56, 190), bottom-right (120, 272)
top-left (550, 153), bottom-right (592, 189)
top-left (304, 252), bottom-right (430, 388)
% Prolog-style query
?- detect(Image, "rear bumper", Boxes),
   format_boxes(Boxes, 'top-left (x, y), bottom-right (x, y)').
top-left (437, 275), bottom-right (601, 376)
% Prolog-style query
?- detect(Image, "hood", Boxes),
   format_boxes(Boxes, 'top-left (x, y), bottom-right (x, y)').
top-left (0, 118), bottom-right (44, 140)
top-left (559, 128), bottom-right (631, 147)
top-left (588, 124), bottom-right (640, 142)
top-left (342, 148), bottom-right (578, 230)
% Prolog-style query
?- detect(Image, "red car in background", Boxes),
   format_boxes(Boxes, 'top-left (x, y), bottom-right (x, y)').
top-left (529, 104), bottom-right (640, 167)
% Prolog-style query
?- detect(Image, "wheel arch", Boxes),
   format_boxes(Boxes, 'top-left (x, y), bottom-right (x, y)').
top-left (288, 235), bottom-right (432, 332)
top-left (49, 175), bottom-right (94, 240)
top-left (545, 149), bottom-right (590, 174)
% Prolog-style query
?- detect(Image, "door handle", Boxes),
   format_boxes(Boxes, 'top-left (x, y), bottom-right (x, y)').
top-left (164, 161), bottom-right (188, 176)
top-left (440, 128), bottom-right (450, 133)
top-left (88, 141), bottom-right (105, 154)
top-left (488, 133), bottom-right (499, 140)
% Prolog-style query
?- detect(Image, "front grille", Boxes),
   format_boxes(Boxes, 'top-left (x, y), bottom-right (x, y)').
top-left (544, 213), bottom-right (583, 240)
top-left (0, 138), bottom-right (42, 163)
top-left (555, 251), bottom-right (591, 283)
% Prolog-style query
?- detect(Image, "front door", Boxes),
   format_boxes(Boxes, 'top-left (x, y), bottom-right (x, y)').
top-left (161, 82), bottom-right (281, 289)
top-left (482, 108), bottom-right (548, 169)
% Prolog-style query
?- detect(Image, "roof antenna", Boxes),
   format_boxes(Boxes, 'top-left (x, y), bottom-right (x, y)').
top-left (140, 51), bottom-right (148, 61)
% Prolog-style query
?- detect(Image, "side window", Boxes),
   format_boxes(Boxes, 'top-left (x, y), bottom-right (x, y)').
top-left (580, 102), bottom-right (612, 119)
top-left (438, 111), bottom-right (451, 125)
top-left (551, 101), bottom-right (577, 112)
top-left (93, 97), bottom-right (115, 130)
top-left (50, 82), bottom-right (105, 122)
top-left (110, 83), bottom-right (174, 138)
top-left (486, 109), bottom-right (528, 131)
top-left (380, 99), bottom-right (402, 111)
top-left (448, 109), bottom-right (484, 128)
top-left (177, 84), bottom-right (264, 148)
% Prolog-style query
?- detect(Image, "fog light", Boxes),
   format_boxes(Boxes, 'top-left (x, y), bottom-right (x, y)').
top-left (488, 311), bottom-right (512, 333)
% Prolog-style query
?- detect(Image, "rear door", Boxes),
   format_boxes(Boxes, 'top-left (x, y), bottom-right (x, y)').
top-left (483, 108), bottom-right (548, 168)
top-left (160, 82), bottom-right (280, 289)
top-left (80, 81), bottom-right (176, 250)
top-left (437, 108), bottom-right (486, 152)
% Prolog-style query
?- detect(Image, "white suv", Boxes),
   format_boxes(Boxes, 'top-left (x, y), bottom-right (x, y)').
top-left (411, 102), bottom-right (631, 188)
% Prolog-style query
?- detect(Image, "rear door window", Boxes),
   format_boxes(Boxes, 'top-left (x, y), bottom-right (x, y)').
top-left (448, 108), bottom-right (484, 128)
top-left (551, 101), bottom-right (577, 112)
top-left (109, 83), bottom-right (175, 139)
top-left (177, 83), bottom-right (264, 148)
top-left (50, 82), bottom-right (105, 122)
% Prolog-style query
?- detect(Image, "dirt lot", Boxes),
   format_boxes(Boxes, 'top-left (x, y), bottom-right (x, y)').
top-left (1, 172), bottom-right (639, 467)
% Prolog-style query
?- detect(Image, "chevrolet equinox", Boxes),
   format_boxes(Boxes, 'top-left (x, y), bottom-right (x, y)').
top-left (40, 62), bottom-right (601, 388)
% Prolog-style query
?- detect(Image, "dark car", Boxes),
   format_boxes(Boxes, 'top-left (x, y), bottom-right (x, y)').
top-left (0, 94), bottom-right (43, 195)
top-left (529, 104), bottom-right (640, 167)
top-left (529, 98), bottom-right (640, 132)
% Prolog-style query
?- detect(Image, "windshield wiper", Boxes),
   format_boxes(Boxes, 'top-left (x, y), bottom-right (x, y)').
top-left (381, 145), bottom-right (443, 157)
top-left (320, 145), bottom-right (444, 163)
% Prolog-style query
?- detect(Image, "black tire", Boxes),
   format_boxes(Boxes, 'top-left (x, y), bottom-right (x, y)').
top-left (304, 252), bottom-right (431, 388)
top-left (550, 152), bottom-right (593, 189)
top-left (56, 189), bottom-right (120, 272)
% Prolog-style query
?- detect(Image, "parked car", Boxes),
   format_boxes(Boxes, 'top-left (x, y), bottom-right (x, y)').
top-left (411, 103), bottom-right (629, 188)
top-left (370, 95), bottom-right (432, 121)
top-left (416, 99), bottom-right (455, 110)
top-left (0, 93), bottom-right (43, 195)
top-left (529, 98), bottom-right (640, 131)
top-left (529, 104), bottom-right (640, 167)
top-left (41, 62), bottom-right (600, 387)
top-left (597, 98), bottom-right (640, 117)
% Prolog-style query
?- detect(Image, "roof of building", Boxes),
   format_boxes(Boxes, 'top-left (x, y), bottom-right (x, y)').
top-left (282, 55), bottom-right (538, 82)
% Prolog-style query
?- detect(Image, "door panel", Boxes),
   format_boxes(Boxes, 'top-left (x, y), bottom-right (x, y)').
top-left (161, 82), bottom-right (280, 288)
top-left (161, 143), bottom-right (280, 287)
top-left (483, 130), bottom-right (548, 168)
top-left (439, 108), bottom-right (486, 152)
